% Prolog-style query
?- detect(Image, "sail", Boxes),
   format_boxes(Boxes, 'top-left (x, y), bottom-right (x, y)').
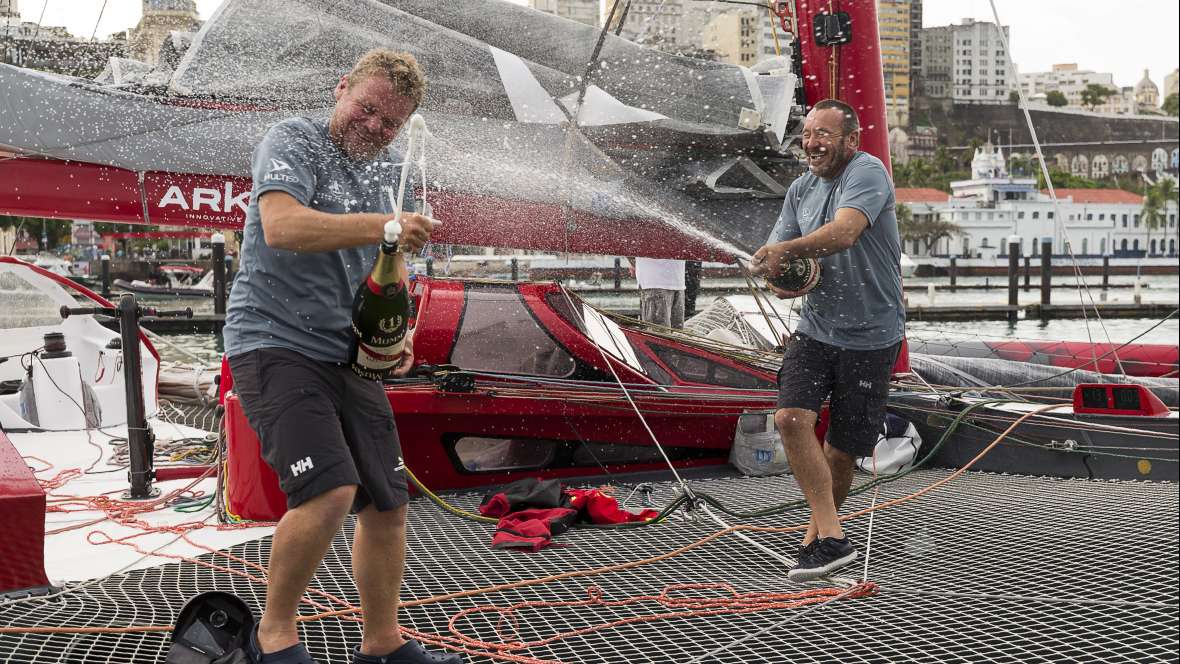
top-left (0, 0), bottom-right (806, 260)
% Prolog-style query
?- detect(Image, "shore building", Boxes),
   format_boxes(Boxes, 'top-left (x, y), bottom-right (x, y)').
top-left (897, 144), bottom-right (1179, 258)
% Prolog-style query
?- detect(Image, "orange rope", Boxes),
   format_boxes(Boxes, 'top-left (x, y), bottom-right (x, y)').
top-left (0, 405), bottom-right (1063, 664)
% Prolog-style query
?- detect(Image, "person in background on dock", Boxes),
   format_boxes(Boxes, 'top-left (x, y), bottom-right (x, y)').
top-left (223, 49), bottom-right (461, 664)
top-left (750, 99), bottom-right (905, 582)
top-left (635, 256), bottom-right (686, 328)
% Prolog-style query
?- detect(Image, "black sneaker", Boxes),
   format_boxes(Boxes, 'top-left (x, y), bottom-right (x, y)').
top-left (796, 540), bottom-right (816, 563)
top-left (788, 536), bottom-right (858, 582)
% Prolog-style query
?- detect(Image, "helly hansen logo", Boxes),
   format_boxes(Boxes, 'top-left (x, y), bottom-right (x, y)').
top-left (859, 380), bottom-right (873, 390)
top-left (290, 456), bottom-right (314, 476)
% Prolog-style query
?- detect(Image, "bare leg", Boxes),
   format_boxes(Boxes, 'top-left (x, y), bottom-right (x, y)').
top-left (354, 503), bottom-right (409, 656)
top-left (800, 442), bottom-right (859, 545)
top-left (257, 484), bottom-right (357, 654)
top-left (775, 408), bottom-right (844, 545)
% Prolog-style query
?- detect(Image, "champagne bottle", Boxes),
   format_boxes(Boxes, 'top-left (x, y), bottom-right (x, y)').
top-left (350, 220), bottom-right (411, 380)
top-left (766, 257), bottom-right (822, 297)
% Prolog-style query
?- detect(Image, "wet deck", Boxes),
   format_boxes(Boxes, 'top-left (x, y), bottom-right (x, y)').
top-left (1, 468), bottom-right (1177, 663)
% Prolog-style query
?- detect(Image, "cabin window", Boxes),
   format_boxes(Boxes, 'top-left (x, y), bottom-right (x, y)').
top-left (450, 287), bottom-right (576, 377)
top-left (452, 436), bottom-right (556, 472)
top-left (649, 344), bottom-right (775, 390)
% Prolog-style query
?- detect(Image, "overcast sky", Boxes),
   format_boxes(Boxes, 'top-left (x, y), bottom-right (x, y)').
top-left (20, 0), bottom-right (1178, 92)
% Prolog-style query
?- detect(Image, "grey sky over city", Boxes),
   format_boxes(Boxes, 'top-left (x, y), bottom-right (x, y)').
top-left (21, 0), bottom-right (1179, 92)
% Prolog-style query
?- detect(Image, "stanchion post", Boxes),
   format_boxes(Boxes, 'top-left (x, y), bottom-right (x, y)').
top-left (613, 257), bottom-right (622, 290)
top-left (949, 255), bottom-right (957, 292)
top-left (101, 254), bottom-right (111, 299)
top-left (1007, 235), bottom-right (1020, 325)
top-left (511, 257), bottom-right (519, 281)
top-left (1040, 237), bottom-right (1052, 317)
top-left (211, 233), bottom-right (227, 319)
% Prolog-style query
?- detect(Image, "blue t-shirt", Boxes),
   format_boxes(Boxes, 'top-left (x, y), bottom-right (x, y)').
top-left (767, 151), bottom-right (905, 350)
top-left (224, 118), bottom-right (415, 363)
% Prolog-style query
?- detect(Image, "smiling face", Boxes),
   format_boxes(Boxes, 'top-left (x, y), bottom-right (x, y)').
top-left (800, 106), bottom-right (860, 179)
top-left (328, 74), bottom-right (416, 161)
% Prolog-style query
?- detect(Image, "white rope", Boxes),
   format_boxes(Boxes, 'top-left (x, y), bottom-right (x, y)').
top-left (861, 449), bottom-right (880, 583)
top-left (700, 502), bottom-right (796, 570)
top-left (559, 287), bottom-right (695, 497)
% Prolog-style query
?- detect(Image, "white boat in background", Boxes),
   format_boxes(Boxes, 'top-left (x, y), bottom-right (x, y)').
top-left (114, 266), bottom-right (214, 297)
top-left (899, 252), bottom-right (917, 278)
top-left (0, 257), bottom-right (269, 594)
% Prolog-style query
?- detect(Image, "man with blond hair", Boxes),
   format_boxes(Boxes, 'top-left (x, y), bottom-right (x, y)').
top-left (225, 49), bottom-right (461, 664)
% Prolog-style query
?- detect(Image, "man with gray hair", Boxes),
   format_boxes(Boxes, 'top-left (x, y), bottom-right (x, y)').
top-left (225, 49), bottom-right (461, 663)
top-left (752, 98), bottom-right (904, 582)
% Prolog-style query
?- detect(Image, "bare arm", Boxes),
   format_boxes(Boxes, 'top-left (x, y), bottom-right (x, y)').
top-left (258, 191), bottom-right (434, 253)
top-left (751, 207), bottom-right (870, 276)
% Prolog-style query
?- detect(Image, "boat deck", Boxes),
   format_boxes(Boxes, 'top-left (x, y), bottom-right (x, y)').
top-left (1, 468), bottom-right (1177, 663)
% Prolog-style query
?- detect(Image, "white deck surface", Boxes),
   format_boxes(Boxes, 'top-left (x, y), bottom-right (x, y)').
top-left (8, 418), bottom-right (273, 585)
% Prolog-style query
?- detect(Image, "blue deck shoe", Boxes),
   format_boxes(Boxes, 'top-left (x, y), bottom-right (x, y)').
top-left (352, 639), bottom-right (463, 663)
top-left (788, 536), bottom-right (858, 582)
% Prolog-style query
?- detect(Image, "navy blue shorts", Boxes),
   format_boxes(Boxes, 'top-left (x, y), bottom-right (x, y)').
top-left (228, 347), bottom-right (408, 512)
top-left (776, 333), bottom-right (901, 458)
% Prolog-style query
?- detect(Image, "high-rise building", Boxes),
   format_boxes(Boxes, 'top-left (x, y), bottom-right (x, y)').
top-left (610, 0), bottom-right (685, 47)
top-left (128, 0), bottom-right (199, 66)
top-left (878, 0), bottom-right (911, 127)
top-left (908, 0), bottom-right (922, 97)
top-left (681, 1), bottom-right (789, 62)
top-left (529, 0), bottom-right (599, 28)
top-left (917, 25), bottom-right (952, 100)
top-left (0, 0), bottom-right (17, 38)
top-left (702, 9), bottom-right (759, 66)
top-left (946, 19), bottom-right (1010, 104)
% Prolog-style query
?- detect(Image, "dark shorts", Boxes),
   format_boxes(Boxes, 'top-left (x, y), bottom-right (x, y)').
top-left (228, 347), bottom-right (408, 512)
top-left (776, 333), bottom-right (901, 458)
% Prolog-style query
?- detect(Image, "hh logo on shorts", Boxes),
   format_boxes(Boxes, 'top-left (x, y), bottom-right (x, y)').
top-left (290, 456), bottom-right (314, 476)
top-left (859, 380), bottom-right (873, 390)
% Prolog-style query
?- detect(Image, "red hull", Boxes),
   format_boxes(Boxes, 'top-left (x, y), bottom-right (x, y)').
top-left (223, 278), bottom-right (780, 521)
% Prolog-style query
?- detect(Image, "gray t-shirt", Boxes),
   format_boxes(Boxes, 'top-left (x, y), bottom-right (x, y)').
top-left (224, 118), bottom-right (415, 363)
top-left (767, 151), bottom-right (904, 350)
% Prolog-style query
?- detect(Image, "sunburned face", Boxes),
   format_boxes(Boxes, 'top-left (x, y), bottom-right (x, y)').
top-left (328, 74), bottom-right (416, 161)
top-left (800, 107), bottom-right (859, 179)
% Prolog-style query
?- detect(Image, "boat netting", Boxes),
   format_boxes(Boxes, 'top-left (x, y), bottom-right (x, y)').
top-left (1, 468), bottom-right (1175, 662)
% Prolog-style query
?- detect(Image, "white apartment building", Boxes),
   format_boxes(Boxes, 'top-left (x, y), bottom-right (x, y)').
top-left (898, 144), bottom-right (1179, 258)
top-left (1019, 64), bottom-right (1133, 113)
top-left (529, 0), bottom-right (599, 28)
top-left (949, 19), bottom-right (1011, 104)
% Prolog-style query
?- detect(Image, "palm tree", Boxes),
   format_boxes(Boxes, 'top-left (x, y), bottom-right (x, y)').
top-left (1141, 178), bottom-right (1178, 259)
top-left (1155, 178), bottom-right (1178, 256)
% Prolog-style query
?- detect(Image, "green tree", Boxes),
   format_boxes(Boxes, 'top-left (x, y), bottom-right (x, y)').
top-left (1080, 84), bottom-right (1116, 110)
top-left (1152, 177), bottom-right (1178, 256)
top-left (1140, 183), bottom-right (1167, 257)
top-left (1045, 90), bottom-right (1068, 107)
top-left (1008, 90), bottom-right (1021, 104)
top-left (897, 204), bottom-right (961, 255)
top-left (1164, 93), bottom-right (1180, 117)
